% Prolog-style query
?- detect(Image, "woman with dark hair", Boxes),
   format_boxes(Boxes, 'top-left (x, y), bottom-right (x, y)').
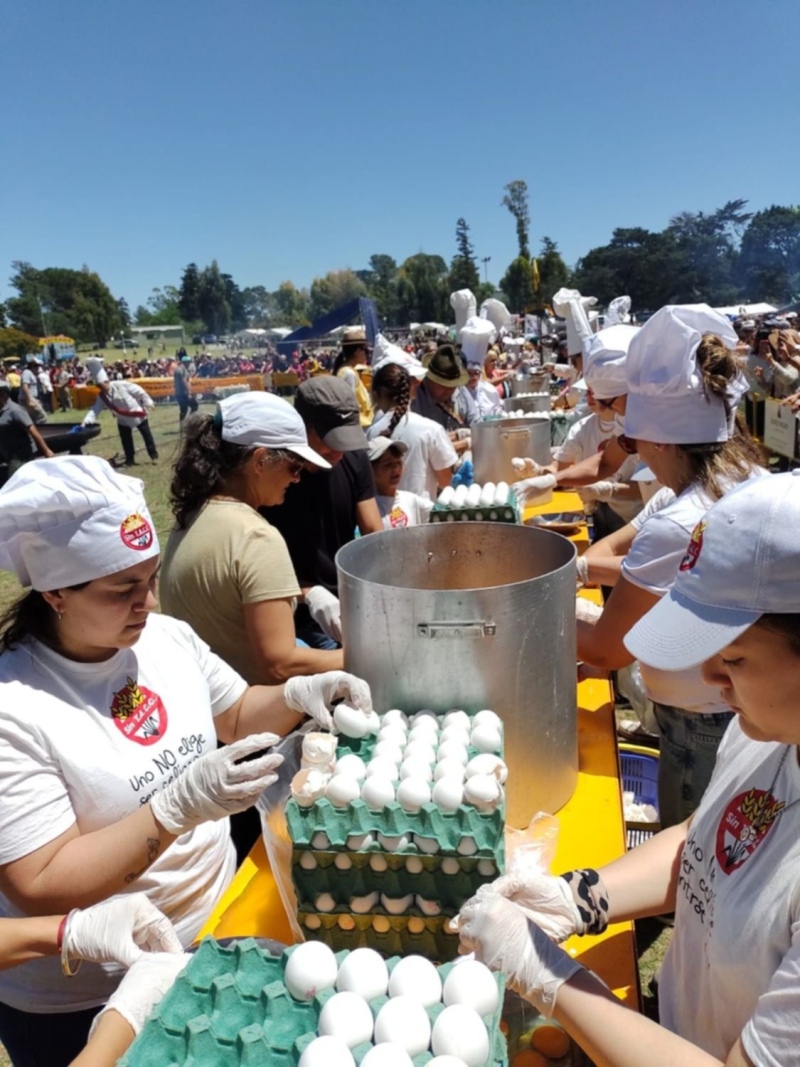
top-left (160, 392), bottom-right (345, 685)
top-left (368, 362), bottom-right (457, 499)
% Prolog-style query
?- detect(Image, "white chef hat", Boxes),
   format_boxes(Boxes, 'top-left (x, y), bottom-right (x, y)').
top-left (553, 287), bottom-right (597, 356)
top-left (460, 315), bottom-right (496, 363)
top-left (624, 304), bottom-right (747, 445)
top-left (85, 356), bottom-right (109, 385)
top-left (582, 324), bottom-right (639, 399)
top-left (372, 335), bottom-right (427, 381)
top-left (0, 456), bottom-right (160, 591)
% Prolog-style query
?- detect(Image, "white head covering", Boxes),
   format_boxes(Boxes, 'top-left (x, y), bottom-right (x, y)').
top-left (217, 392), bottom-right (330, 468)
top-left (624, 304), bottom-right (747, 445)
top-left (582, 324), bottom-right (639, 399)
top-left (450, 289), bottom-right (477, 333)
top-left (372, 334), bottom-right (427, 381)
top-left (553, 288), bottom-right (597, 356)
top-left (460, 315), bottom-right (496, 364)
top-left (0, 456), bottom-right (160, 591)
top-left (85, 356), bottom-right (109, 385)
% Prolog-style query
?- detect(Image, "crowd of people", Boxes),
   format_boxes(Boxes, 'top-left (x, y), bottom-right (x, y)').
top-left (0, 301), bottom-right (798, 1066)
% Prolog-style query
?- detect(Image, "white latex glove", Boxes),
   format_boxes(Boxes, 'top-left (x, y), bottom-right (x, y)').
top-left (575, 555), bottom-right (589, 588)
top-left (576, 596), bottom-right (604, 624)
top-left (489, 871), bottom-right (582, 943)
top-left (305, 586), bottom-right (343, 643)
top-left (458, 890), bottom-right (582, 1016)
top-left (512, 473), bottom-right (557, 505)
top-left (284, 672), bottom-right (372, 731)
top-left (64, 894), bottom-right (182, 969)
top-left (576, 481), bottom-right (620, 504)
top-left (511, 457), bottom-right (548, 478)
top-left (90, 952), bottom-right (191, 1038)
top-left (150, 732), bottom-right (283, 834)
top-left (81, 411), bottom-right (97, 427)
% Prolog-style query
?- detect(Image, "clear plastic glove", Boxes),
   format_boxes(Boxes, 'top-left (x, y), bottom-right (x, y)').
top-left (150, 732), bottom-right (283, 835)
top-left (458, 889), bottom-right (582, 1016)
top-left (576, 481), bottom-right (620, 504)
top-left (489, 871), bottom-right (582, 943)
top-left (511, 457), bottom-right (548, 477)
top-left (64, 894), bottom-right (181, 969)
top-left (305, 586), bottom-right (343, 643)
top-left (511, 474), bottom-right (557, 505)
top-left (90, 952), bottom-right (191, 1037)
top-left (576, 596), bottom-right (603, 624)
top-left (284, 671), bottom-right (372, 731)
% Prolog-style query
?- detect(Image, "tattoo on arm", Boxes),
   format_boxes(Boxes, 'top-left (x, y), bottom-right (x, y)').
top-left (123, 836), bottom-right (162, 885)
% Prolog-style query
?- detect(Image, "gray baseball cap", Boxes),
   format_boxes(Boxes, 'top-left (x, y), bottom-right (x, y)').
top-left (294, 377), bottom-right (367, 451)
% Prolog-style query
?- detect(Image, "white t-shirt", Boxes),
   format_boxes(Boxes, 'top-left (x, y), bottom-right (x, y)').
top-left (660, 719), bottom-right (800, 1065)
top-left (630, 486), bottom-right (676, 532)
top-left (0, 613), bottom-right (246, 1012)
top-left (377, 489), bottom-right (434, 529)
top-left (368, 410), bottom-right (457, 499)
top-left (86, 381), bottom-right (154, 428)
top-left (553, 412), bottom-right (619, 465)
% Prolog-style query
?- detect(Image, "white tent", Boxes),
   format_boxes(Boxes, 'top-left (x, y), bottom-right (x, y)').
top-left (714, 302), bottom-right (777, 318)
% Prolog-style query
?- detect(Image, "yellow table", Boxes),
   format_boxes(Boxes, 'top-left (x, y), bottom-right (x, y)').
top-left (200, 493), bottom-right (639, 1008)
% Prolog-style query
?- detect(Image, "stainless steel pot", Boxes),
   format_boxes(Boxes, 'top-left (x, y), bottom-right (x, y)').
top-left (472, 417), bottom-right (552, 494)
top-left (337, 523), bottom-right (578, 826)
top-left (510, 370), bottom-right (550, 396)
top-left (502, 392), bottom-right (550, 415)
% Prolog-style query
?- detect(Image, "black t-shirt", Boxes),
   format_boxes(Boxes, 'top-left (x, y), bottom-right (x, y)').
top-left (261, 449), bottom-right (375, 594)
top-left (0, 400), bottom-right (35, 463)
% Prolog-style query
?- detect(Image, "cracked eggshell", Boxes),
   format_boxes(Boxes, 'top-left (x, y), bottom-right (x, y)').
top-left (284, 942), bottom-right (338, 1001)
top-left (333, 704), bottom-right (374, 740)
top-left (388, 954), bottom-right (443, 1006)
top-left (301, 732), bottom-right (338, 767)
top-left (291, 768), bottom-right (331, 807)
top-left (463, 774), bottom-right (504, 812)
top-left (465, 754), bottom-right (508, 784)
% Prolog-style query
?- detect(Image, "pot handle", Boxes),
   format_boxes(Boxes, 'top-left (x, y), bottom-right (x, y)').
top-left (417, 621), bottom-right (496, 638)
top-left (500, 427), bottom-right (534, 439)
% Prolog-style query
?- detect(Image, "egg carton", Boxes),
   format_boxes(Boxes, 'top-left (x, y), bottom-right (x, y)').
top-left (298, 912), bottom-right (460, 964)
top-left (291, 850), bottom-right (500, 916)
top-left (429, 489), bottom-right (520, 525)
top-left (121, 938), bottom-right (507, 1067)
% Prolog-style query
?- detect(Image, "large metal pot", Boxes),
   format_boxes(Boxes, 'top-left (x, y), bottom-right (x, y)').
top-left (502, 392), bottom-right (550, 415)
top-left (510, 370), bottom-right (550, 396)
top-left (472, 417), bottom-right (552, 495)
top-left (337, 523), bottom-right (578, 826)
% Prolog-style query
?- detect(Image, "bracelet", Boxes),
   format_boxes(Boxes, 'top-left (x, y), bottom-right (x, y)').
top-left (560, 868), bottom-right (610, 935)
top-left (60, 909), bottom-right (82, 978)
top-left (56, 915), bottom-right (68, 951)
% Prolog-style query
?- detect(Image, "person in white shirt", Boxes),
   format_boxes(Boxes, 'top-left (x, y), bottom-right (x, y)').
top-left (82, 358), bottom-right (158, 466)
top-left (455, 362), bottom-right (503, 424)
top-left (459, 472), bottom-right (800, 1067)
top-left (368, 436), bottom-right (434, 528)
top-left (0, 455), bottom-right (372, 1066)
top-left (368, 362), bottom-right (457, 500)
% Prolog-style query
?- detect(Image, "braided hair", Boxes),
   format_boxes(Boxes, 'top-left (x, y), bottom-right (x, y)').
top-left (372, 363), bottom-right (411, 438)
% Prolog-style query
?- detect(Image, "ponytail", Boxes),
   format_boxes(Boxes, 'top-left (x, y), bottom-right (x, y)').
top-left (372, 364), bottom-right (411, 438)
top-left (170, 413), bottom-right (255, 528)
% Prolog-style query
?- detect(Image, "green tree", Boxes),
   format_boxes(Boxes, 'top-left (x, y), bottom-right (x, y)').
top-left (117, 297), bottom-right (131, 331)
top-left (665, 199), bottom-right (751, 304)
top-left (179, 263), bottom-right (201, 322)
top-left (499, 256), bottom-right (535, 313)
top-left (536, 237), bottom-right (570, 306)
top-left (448, 218), bottom-right (480, 293)
top-left (363, 254), bottom-right (397, 321)
top-left (0, 304), bottom-right (7, 328)
top-left (571, 227), bottom-right (686, 309)
top-left (309, 269), bottom-right (368, 320)
top-left (400, 253), bottom-right (449, 322)
top-left (221, 273), bottom-right (247, 332)
top-left (241, 285), bottom-right (271, 326)
top-left (0, 327), bottom-right (40, 360)
top-left (134, 305), bottom-right (153, 326)
top-left (6, 262), bottom-right (121, 344)
top-left (145, 285), bottom-right (182, 326)
top-left (502, 180), bottom-right (531, 259)
top-left (737, 205), bottom-right (800, 304)
top-left (271, 281), bottom-right (310, 327)
top-left (198, 261), bottom-right (231, 335)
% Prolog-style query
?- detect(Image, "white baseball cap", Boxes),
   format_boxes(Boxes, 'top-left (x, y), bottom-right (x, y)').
top-left (624, 471), bottom-right (799, 670)
top-left (0, 456), bottom-right (160, 590)
top-left (217, 392), bottom-right (330, 468)
top-left (367, 436), bottom-right (409, 463)
top-left (582, 325), bottom-right (638, 400)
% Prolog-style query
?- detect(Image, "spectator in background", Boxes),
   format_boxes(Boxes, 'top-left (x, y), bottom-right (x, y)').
top-left (55, 364), bottom-right (73, 412)
top-left (0, 380), bottom-right (54, 485)
top-left (334, 326), bottom-right (374, 428)
top-left (173, 353), bottom-right (198, 423)
top-left (37, 366), bottom-right (54, 414)
top-left (19, 359), bottom-right (47, 425)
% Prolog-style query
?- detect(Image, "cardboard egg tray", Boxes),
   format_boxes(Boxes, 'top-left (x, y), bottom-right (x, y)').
top-left (297, 911), bottom-right (460, 962)
top-left (291, 850), bottom-right (499, 916)
top-left (429, 489), bottom-right (520, 525)
top-left (121, 937), bottom-right (507, 1067)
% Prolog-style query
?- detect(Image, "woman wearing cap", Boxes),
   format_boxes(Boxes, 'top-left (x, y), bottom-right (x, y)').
top-left (160, 393), bottom-right (346, 686)
top-left (368, 436), bottom-right (435, 528)
top-left (369, 362), bottom-right (458, 500)
top-left (333, 327), bottom-right (373, 427)
top-left (459, 472), bottom-right (800, 1067)
top-left (576, 305), bottom-right (766, 827)
top-left (0, 455), bottom-right (371, 1065)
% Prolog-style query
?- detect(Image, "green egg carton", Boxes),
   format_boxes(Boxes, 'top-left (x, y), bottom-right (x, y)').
top-left (291, 850), bottom-right (500, 915)
top-left (121, 937), bottom-right (507, 1067)
top-left (299, 912), bottom-right (459, 965)
top-left (429, 489), bottom-right (520, 525)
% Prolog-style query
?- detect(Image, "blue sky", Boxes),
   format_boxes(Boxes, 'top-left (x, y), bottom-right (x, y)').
top-left (2, 0), bottom-right (798, 311)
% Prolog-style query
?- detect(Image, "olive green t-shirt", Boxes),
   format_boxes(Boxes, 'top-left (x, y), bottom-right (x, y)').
top-left (160, 499), bottom-right (300, 684)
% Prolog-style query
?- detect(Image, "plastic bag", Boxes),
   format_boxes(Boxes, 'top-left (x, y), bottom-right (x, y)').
top-left (504, 811), bottom-right (560, 879)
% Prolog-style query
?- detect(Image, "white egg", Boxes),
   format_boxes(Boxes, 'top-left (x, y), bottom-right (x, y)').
top-left (477, 859), bottom-right (496, 877)
top-left (299, 851), bottom-right (317, 870)
top-left (315, 893), bottom-right (336, 912)
top-left (469, 725), bottom-right (502, 755)
top-left (403, 740), bottom-right (437, 764)
top-left (381, 709), bottom-right (409, 728)
top-left (463, 774), bottom-right (504, 812)
top-left (407, 721), bottom-right (440, 744)
top-left (377, 833), bottom-right (410, 851)
top-left (284, 942), bottom-right (338, 1001)
top-left (374, 996), bottom-right (432, 1057)
top-left (396, 777), bottom-right (432, 812)
top-left (335, 754), bottom-right (367, 781)
top-left (411, 708), bottom-right (438, 725)
top-left (372, 741), bottom-right (404, 765)
top-left (415, 895), bottom-right (441, 916)
top-left (400, 757), bottom-right (433, 782)
top-left (457, 837), bottom-right (478, 856)
top-left (299, 1035), bottom-right (355, 1067)
top-left (442, 960), bottom-right (499, 1016)
top-left (361, 776), bottom-right (396, 810)
top-left (381, 892), bottom-right (414, 914)
top-left (378, 724), bottom-right (408, 748)
top-left (407, 916), bottom-right (426, 935)
top-left (437, 741), bottom-right (469, 766)
top-left (415, 835), bottom-right (440, 854)
top-left (442, 710), bottom-right (471, 731)
top-left (334, 704), bottom-right (373, 740)
top-left (325, 774), bottom-right (361, 808)
top-left (311, 831), bottom-right (329, 849)
top-left (464, 754), bottom-right (508, 784)
top-left (365, 710), bottom-right (381, 734)
top-left (350, 892), bottom-right (380, 914)
top-left (439, 725), bottom-right (470, 748)
top-left (432, 776), bottom-right (464, 811)
top-left (367, 757), bottom-right (401, 782)
top-left (431, 1005), bottom-right (490, 1067)
top-left (347, 832), bottom-right (374, 850)
top-left (388, 954), bottom-right (443, 1005)
top-left (434, 758), bottom-right (466, 783)
top-left (334, 853), bottom-right (352, 871)
top-left (441, 857), bottom-right (460, 875)
top-left (318, 990), bottom-right (375, 1047)
top-left (428, 1058), bottom-right (471, 1067)
top-left (369, 852), bottom-right (389, 872)
top-left (291, 768), bottom-right (331, 807)
top-left (336, 947), bottom-right (389, 1000)
top-left (304, 914), bottom-right (322, 931)
top-left (360, 1046), bottom-right (415, 1067)
top-left (405, 854), bottom-right (424, 874)
top-left (473, 709), bottom-right (502, 731)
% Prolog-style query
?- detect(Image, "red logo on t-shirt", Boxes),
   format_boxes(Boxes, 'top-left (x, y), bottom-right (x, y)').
top-left (110, 676), bottom-right (168, 745)
top-left (120, 512), bottom-right (154, 551)
top-left (388, 505), bottom-right (409, 528)
top-left (679, 520), bottom-right (707, 572)
top-left (715, 787), bottom-right (784, 873)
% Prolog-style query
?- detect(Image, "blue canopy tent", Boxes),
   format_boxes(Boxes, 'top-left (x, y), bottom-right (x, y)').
top-left (276, 297), bottom-right (379, 357)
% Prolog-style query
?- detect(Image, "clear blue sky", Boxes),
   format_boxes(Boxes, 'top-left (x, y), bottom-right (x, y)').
top-left (2, 0), bottom-right (798, 311)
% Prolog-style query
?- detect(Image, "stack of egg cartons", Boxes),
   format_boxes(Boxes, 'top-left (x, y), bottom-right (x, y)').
top-left (430, 483), bottom-right (518, 524)
top-left (288, 709), bottom-right (507, 961)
